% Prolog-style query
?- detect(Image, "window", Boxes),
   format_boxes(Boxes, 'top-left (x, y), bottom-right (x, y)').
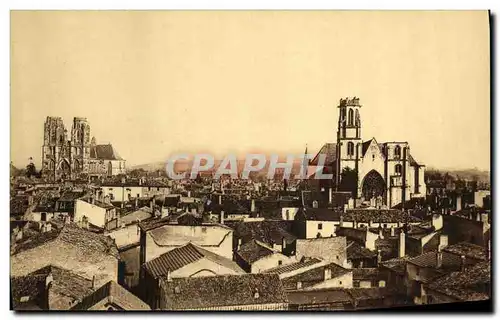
top-left (339, 281), bottom-right (342, 285)
top-left (278, 260), bottom-right (283, 266)
top-left (348, 109), bottom-right (354, 126)
top-left (318, 223), bottom-right (323, 230)
top-left (395, 164), bottom-right (402, 175)
top-left (347, 142), bottom-right (355, 156)
top-left (157, 187), bottom-right (160, 191)
top-left (394, 145), bottom-right (401, 158)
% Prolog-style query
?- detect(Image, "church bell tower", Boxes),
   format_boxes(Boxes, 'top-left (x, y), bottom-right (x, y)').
top-left (336, 97), bottom-right (363, 189)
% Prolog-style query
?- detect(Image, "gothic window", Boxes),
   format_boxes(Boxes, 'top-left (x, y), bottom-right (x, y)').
top-left (394, 145), bottom-right (401, 159)
top-left (347, 142), bottom-right (355, 156)
top-left (395, 164), bottom-right (402, 175)
top-left (355, 109), bottom-right (360, 126)
top-left (348, 109), bottom-right (354, 126)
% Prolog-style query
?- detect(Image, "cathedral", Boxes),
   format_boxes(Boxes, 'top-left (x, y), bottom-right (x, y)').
top-left (41, 117), bottom-right (126, 180)
top-left (310, 97), bottom-right (427, 208)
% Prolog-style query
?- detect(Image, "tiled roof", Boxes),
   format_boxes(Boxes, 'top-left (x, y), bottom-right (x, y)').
top-left (346, 287), bottom-right (391, 301)
top-left (342, 209), bottom-right (421, 223)
top-left (231, 220), bottom-right (296, 246)
top-left (148, 224), bottom-right (232, 247)
top-left (10, 196), bottom-right (30, 216)
top-left (408, 251), bottom-right (475, 270)
top-left (58, 191), bottom-right (86, 202)
top-left (235, 240), bottom-right (277, 265)
top-left (310, 143), bottom-right (337, 166)
top-left (90, 144), bottom-right (124, 161)
top-left (144, 242), bottom-right (243, 278)
top-left (12, 223), bottom-right (119, 259)
top-left (265, 258), bottom-right (322, 275)
top-left (281, 263), bottom-right (349, 289)
top-left (296, 237), bottom-right (347, 262)
top-left (427, 260), bottom-right (490, 301)
top-left (286, 288), bottom-right (352, 305)
top-left (120, 207), bottom-right (153, 225)
top-left (297, 208), bottom-right (342, 221)
top-left (380, 256), bottom-right (411, 275)
top-left (160, 274), bottom-right (287, 310)
top-left (346, 241), bottom-right (378, 260)
top-left (71, 281), bottom-right (150, 310)
top-left (362, 140), bottom-right (372, 156)
top-left (352, 268), bottom-right (379, 281)
top-left (11, 265), bottom-right (94, 310)
top-left (443, 242), bottom-right (488, 261)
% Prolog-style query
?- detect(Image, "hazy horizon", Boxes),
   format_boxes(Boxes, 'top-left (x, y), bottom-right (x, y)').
top-left (11, 11), bottom-right (490, 171)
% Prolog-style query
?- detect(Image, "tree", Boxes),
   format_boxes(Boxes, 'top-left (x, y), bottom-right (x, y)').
top-left (26, 159), bottom-right (37, 178)
top-left (338, 167), bottom-right (358, 197)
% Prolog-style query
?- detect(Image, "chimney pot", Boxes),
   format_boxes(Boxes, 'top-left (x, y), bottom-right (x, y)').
top-left (460, 255), bottom-right (466, 272)
top-left (436, 251), bottom-right (443, 269)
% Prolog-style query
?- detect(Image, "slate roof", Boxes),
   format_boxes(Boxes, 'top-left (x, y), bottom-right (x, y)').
top-left (11, 265), bottom-right (94, 310)
top-left (265, 258), bottom-right (322, 275)
top-left (58, 191), bottom-right (86, 202)
top-left (90, 144), bottom-right (124, 161)
top-left (144, 242), bottom-right (243, 278)
top-left (235, 240), bottom-right (278, 265)
top-left (71, 281), bottom-right (150, 310)
top-left (427, 260), bottom-right (490, 301)
top-left (159, 274), bottom-right (287, 310)
top-left (12, 223), bottom-right (120, 259)
top-left (281, 263), bottom-right (350, 290)
top-left (310, 143), bottom-right (337, 166)
top-left (443, 242), bottom-right (488, 261)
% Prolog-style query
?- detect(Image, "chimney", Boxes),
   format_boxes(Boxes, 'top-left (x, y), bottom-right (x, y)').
top-left (150, 200), bottom-right (154, 212)
top-left (390, 226), bottom-right (395, 237)
top-left (456, 195), bottom-right (462, 211)
top-left (220, 210), bottom-right (225, 224)
top-left (328, 187), bottom-right (333, 204)
top-left (237, 238), bottom-right (242, 250)
top-left (339, 215), bottom-right (344, 228)
top-left (399, 231), bottom-right (406, 257)
top-left (191, 207), bottom-right (197, 215)
top-left (28, 195), bottom-right (33, 206)
top-left (251, 199), bottom-right (256, 212)
top-left (45, 272), bottom-right (53, 289)
top-left (282, 237), bottom-right (287, 250)
top-left (377, 249), bottom-right (382, 266)
top-left (166, 270), bottom-right (172, 282)
top-left (187, 191), bottom-right (191, 198)
top-left (476, 212), bottom-right (481, 222)
top-left (135, 197), bottom-right (138, 208)
top-left (324, 267), bottom-right (332, 280)
top-left (91, 275), bottom-right (96, 290)
top-left (378, 228), bottom-right (384, 239)
top-left (460, 255), bottom-right (466, 272)
top-left (354, 219), bottom-right (357, 229)
top-left (45, 223), bottom-right (52, 233)
top-left (436, 249), bottom-right (443, 269)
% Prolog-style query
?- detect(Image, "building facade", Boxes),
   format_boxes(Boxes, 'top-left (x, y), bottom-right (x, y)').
top-left (311, 97), bottom-right (427, 208)
top-left (41, 116), bottom-right (126, 180)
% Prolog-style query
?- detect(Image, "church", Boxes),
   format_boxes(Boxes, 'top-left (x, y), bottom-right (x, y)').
top-left (41, 117), bottom-right (126, 180)
top-left (310, 97), bottom-right (426, 208)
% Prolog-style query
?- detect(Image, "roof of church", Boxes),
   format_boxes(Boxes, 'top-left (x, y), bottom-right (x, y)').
top-left (90, 144), bottom-right (124, 161)
top-left (310, 143), bottom-right (337, 166)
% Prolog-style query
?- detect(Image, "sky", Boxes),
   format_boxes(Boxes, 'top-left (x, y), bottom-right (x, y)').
top-left (11, 11), bottom-right (490, 170)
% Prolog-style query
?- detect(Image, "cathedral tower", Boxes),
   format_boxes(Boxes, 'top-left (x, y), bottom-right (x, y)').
top-left (335, 97), bottom-right (363, 189)
top-left (70, 117), bottom-right (91, 175)
top-left (42, 116), bottom-right (69, 180)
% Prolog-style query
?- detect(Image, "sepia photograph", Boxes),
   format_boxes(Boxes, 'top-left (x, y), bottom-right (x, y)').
top-left (9, 10), bottom-right (491, 312)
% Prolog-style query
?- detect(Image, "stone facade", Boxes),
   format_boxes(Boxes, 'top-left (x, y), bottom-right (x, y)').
top-left (41, 116), bottom-right (126, 180)
top-left (311, 97), bottom-right (427, 208)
